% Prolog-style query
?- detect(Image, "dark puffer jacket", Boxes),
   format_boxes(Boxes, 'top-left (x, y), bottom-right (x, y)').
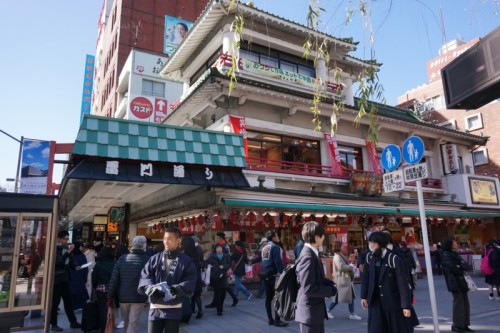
top-left (440, 249), bottom-right (468, 292)
top-left (107, 249), bottom-right (150, 303)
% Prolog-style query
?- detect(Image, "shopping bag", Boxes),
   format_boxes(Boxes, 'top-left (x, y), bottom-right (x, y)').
top-left (463, 272), bottom-right (478, 292)
top-left (105, 307), bottom-right (114, 333)
top-left (203, 265), bottom-right (211, 286)
top-left (245, 264), bottom-right (253, 279)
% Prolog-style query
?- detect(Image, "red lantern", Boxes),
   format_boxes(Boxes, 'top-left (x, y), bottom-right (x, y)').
top-left (432, 218), bottom-right (439, 226)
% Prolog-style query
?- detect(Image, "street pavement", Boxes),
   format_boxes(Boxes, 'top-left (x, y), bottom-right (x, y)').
top-left (23, 273), bottom-right (500, 332)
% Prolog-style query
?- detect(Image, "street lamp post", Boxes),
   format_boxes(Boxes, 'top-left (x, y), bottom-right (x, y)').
top-left (0, 129), bottom-right (23, 193)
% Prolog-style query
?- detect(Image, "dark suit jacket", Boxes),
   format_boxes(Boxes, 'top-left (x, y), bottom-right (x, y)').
top-left (360, 251), bottom-right (412, 311)
top-left (295, 245), bottom-right (335, 325)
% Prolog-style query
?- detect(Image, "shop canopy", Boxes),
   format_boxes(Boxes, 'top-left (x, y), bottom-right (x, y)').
top-left (59, 115), bottom-right (249, 224)
top-left (223, 199), bottom-right (500, 218)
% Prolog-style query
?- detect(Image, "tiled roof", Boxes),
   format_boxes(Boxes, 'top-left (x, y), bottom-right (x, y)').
top-left (73, 115), bottom-right (247, 168)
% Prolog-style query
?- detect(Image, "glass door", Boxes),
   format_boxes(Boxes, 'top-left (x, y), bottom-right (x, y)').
top-left (0, 215), bottom-right (17, 310)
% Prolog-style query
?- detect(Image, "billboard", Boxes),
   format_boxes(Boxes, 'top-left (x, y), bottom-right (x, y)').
top-left (80, 54), bottom-right (95, 122)
top-left (19, 139), bottom-right (53, 194)
top-left (164, 16), bottom-right (193, 56)
top-left (469, 177), bottom-right (498, 205)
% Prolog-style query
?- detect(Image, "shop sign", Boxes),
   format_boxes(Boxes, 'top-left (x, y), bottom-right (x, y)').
top-left (108, 206), bottom-right (126, 233)
top-left (349, 173), bottom-right (383, 196)
top-left (403, 162), bottom-right (428, 182)
top-left (383, 169), bottom-right (405, 193)
top-left (469, 177), bottom-right (499, 204)
top-left (324, 226), bottom-right (348, 234)
top-left (441, 143), bottom-right (459, 174)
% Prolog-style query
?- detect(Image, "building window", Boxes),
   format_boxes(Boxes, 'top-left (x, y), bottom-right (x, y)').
top-left (246, 131), bottom-right (320, 167)
top-left (472, 148), bottom-right (488, 166)
top-left (464, 113), bottom-right (483, 131)
top-left (142, 79), bottom-right (165, 98)
top-left (337, 146), bottom-right (363, 171)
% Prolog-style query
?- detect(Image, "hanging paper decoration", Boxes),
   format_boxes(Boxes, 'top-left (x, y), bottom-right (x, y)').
top-left (309, 214), bottom-right (316, 223)
top-left (322, 215), bottom-right (329, 225)
top-left (263, 213), bottom-right (272, 228)
top-left (432, 218), bottom-right (439, 226)
top-left (279, 212), bottom-right (286, 227)
top-left (347, 215), bottom-right (353, 225)
top-left (333, 216), bottom-right (341, 225)
top-left (295, 213), bottom-right (303, 227)
top-left (382, 217), bottom-right (389, 225)
top-left (396, 217), bottom-right (403, 225)
top-left (411, 217), bottom-right (418, 227)
top-left (273, 215), bottom-right (280, 228)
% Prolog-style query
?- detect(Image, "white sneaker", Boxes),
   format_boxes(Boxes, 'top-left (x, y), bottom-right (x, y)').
top-left (247, 293), bottom-right (252, 301)
top-left (327, 312), bottom-right (334, 319)
top-left (489, 295), bottom-right (494, 301)
top-left (349, 314), bottom-right (362, 320)
top-left (115, 320), bottom-right (125, 329)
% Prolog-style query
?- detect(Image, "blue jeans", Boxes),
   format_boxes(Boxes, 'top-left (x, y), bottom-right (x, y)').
top-left (233, 275), bottom-right (251, 298)
top-left (328, 299), bottom-right (354, 314)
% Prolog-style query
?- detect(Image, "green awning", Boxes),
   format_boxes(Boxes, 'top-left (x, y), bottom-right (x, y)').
top-left (223, 199), bottom-right (500, 218)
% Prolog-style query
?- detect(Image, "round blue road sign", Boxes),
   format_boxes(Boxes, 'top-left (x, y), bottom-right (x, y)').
top-left (402, 136), bottom-right (424, 165)
top-left (381, 144), bottom-right (401, 172)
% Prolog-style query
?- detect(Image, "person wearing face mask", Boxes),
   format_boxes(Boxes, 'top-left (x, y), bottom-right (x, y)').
top-left (360, 232), bottom-right (414, 333)
top-left (138, 227), bottom-right (197, 333)
top-left (206, 244), bottom-right (232, 316)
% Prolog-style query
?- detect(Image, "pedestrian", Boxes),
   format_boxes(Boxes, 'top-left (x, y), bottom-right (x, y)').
top-left (92, 237), bottom-right (104, 257)
top-left (183, 236), bottom-right (204, 319)
top-left (440, 237), bottom-right (474, 333)
top-left (107, 236), bottom-right (149, 333)
top-left (69, 241), bottom-right (89, 311)
top-left (113, 243), bottom-right (130, 328)
top-left (295, 221), bottom-right (337, 333)
top-left (484, 240), bottom-right (500, 301)
top-left (360, 231), bottom-right (414, 333)
top-left (138, 227), bottom-right (197, 333)
top-left (231, 240), bottom-right (252, 301)
top-left (50, 230), bottom-right (82, 332)
top-left (328, 241), bottom-right (361, 320)
top-left (82, 242), bottom-right (96, 298)
top-left (207, 243), bottom-right (232, 315)
top-left (260, 230), bottom-right (288, 327)
top-left (251, 237), bottom-right (268, 298)
top-left (91, 246), bottom-right (116, 333)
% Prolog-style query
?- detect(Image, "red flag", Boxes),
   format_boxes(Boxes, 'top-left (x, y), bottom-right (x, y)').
top-left (324, 133), bottom-right (344, 176)
top-left (366, 140), bottom-right (383, 174)
top-left (229, 116), bottom-right (248, 160)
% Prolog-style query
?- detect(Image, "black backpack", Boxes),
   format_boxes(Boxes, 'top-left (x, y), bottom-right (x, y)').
top-left (274, 258), bottom-right (301, 321)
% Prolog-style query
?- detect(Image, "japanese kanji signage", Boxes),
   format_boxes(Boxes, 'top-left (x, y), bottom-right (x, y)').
top-left (403, 162), bottom-right (428, 182)
top-left (383, 169), bottom-right (405, 193)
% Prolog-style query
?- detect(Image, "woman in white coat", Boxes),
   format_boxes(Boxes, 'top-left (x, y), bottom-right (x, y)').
top-left (327, 241), bottom-right (361, 320)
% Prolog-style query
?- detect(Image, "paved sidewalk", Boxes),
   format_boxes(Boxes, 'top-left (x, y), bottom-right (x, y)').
top-left (21, 274), bottom-right (500, 332)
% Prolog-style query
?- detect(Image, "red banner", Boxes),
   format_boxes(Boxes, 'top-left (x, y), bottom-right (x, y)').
top-left (366, 140), bottom-right (383, 174)
top-left (324, 133), bottom-right (344, 176)
top-left (229, 116), bottom-right (248, 160)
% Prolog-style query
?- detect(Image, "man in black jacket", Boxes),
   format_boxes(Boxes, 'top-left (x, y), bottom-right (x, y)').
top-left (108, 235), bottom-right (150, 333)
top-left (50, 230), bottom-right (81, 332)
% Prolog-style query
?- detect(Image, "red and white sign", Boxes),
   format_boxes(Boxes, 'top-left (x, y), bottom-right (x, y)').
top-left (324, 133), bottom-right (344, 176)
top-left (441, 143), bottom-right (459, 174)
top-left (229, 116), bottom-right (248, 159)
top-left (154, 98), bottom-right (168, 123)
top-left (130, 97), bottom-right (153, 119)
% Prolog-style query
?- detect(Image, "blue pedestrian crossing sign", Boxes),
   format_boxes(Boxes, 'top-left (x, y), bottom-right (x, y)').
top-left (381, 144), bottom-right (401, 172)
top-left (402, 136), bottom-right (425, 165)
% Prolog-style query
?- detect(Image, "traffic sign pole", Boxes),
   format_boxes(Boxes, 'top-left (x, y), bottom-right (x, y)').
top-left (417, 179), bottom-right (440, 333)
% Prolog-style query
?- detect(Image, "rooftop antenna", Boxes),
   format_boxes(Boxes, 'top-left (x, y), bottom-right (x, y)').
top-left (440, 7), bottom-right (447, 44)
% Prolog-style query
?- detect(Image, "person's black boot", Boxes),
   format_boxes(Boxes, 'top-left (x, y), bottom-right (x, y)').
top-left (196, 312), bottom-right (203, 319)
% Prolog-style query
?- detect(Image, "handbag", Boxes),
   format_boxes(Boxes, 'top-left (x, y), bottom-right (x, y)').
top-left (104, 307), bottom-right (114, 333)
top-left (463, 272), bottom-right (478, 292)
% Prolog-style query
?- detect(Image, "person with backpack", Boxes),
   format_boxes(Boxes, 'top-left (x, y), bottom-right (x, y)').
top-left (440, 237), bottom-right (474, 333)
top-left (295, 221), bottom-right (337, 333)
top-left (360, 231), bottom-right (414, 333)
top-left (483, 240), bottom-right (500, 301)
top-left (261, 230), bottom-right (288, 327)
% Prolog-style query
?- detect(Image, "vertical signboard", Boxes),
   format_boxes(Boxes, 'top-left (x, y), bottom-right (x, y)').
top-left (164, 16), bottom-right (193, 56)
top-left (19, 139), bottom-right (53, 194)
top-left (80, 55), bottom-right (95, 122)
top-left (441, 143), bottom-right (459, 174)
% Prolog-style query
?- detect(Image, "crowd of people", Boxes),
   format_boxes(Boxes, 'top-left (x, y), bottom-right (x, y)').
top-left (50, 225), bottom-right (499, 333)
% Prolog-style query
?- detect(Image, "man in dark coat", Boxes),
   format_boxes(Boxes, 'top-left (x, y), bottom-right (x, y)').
top-left (108, 235), bottom-right (150, 333)
top-left (138, 227), bottom-right (197, 333)
top-left (261, 230), bottom-right (287, 327)
top-left (231, 240), bottom-right (252, 300)
top-left (295, 222), bottom-right (337, 333)
top-left (50, 230), bottom-right (81, 332)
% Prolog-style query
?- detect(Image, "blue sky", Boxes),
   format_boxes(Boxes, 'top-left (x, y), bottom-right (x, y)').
top-left (0, 0), bottom-right (498, 190)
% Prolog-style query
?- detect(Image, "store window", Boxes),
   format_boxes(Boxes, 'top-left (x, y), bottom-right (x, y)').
top-left (338, 146), bottom-right (363, 171)
top-left (246, 131), bottom-right (320, 169)
top-left (142, 79), bottom-right (165, 98)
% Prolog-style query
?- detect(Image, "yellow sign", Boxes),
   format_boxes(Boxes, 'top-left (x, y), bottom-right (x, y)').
top-left (469, 177), bottom-right (498, 204)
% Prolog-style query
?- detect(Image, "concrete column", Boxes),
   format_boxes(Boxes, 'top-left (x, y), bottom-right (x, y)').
top-left (128, 223), bottom-right (138, 247)
top-left (316, 57), bottom-right (327, 83)
top-left (223, 31), bottom-right (237, 56)
top-left (343, 77), bottom-right (354, 106)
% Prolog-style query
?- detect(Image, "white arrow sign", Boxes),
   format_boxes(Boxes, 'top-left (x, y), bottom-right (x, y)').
top-left (156, 99), bottom-right (166, 111)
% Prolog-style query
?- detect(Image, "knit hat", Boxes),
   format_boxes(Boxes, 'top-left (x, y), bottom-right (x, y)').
top-left (259, 237), bottom-right (268, 245)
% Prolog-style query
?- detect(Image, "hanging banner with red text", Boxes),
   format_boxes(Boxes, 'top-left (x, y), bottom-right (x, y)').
top-left (229, 116), bottom-right (248, 160)
top-left (366, 140), bottom-right (383, 174)
top-left (324, 133), bottom-right (344, 176)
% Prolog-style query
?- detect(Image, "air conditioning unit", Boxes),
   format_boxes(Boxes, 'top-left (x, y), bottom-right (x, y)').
top-left (441, 26), bottom-right (500, 110)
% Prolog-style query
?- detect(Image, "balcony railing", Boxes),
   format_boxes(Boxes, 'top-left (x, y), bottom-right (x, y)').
top-left (405, 178), bottom-right (443, 189)
top-left (246, 157), bottom-right (366, 179)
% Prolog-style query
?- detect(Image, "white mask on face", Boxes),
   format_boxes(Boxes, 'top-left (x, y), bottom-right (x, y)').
top-left (387, 244), bottom-right (393, 250)
top-left (369, 243), bottom-right (377, 252)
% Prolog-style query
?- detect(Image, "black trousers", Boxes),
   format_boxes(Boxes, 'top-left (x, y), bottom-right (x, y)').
top-left (264, 277), bottom-right (281, 322)
top-left (148, 318), bottom-right (180, 333)
top-left (452, 291), bottom-right (470, 328)
top-left (50, 281), bottom-right (77, 326)
top-left (213, 284), bottom-right (227, 313)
